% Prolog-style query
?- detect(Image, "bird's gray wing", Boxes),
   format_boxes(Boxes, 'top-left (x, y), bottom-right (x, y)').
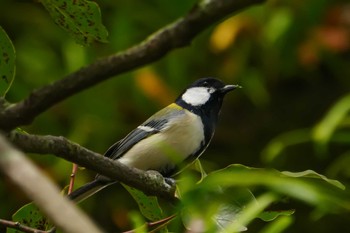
top-left (104, 126), bottom-right (159, 160)
top-left (104, 105), bottom-right (185, 160)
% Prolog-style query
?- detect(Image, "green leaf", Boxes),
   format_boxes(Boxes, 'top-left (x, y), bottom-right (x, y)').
top-left (258, 209), bottom-right (295, 222)
top-left (281, 170), bottom-right (345, 190)
top-left (129, 211), bottom-right (148, 233)
top-left (197, 164), bottom-right (350, 212)
top-left (261, 128), bottom-right (311, 163)
top-left (222, 193), bottom-right (278, 233)
top-left (8, 202), bottom-right (52, 233)
top-left (214, 204), bottom-right (248, 232)
top-left (0, 26), bottom-right (15, 97)
top-left (122, 184), bottom-right (164, 221)
top-left (259, 216), bottom-right (294, 233)
top-left (179, 165), bottom-right (348, 231)
top-left (312, 93), bottom-right (350, 153)
top-left (327, 151), bottom-right (350, 178)
top-left (214, 188), bottom-right (256, 231)
top-left (263, 8), bottom-right (293, 44)
top-left (181, 183), bottom-right (259, 232)
top-left (193, 159), bottom-right (207, 182)
top-left (40, 0), bottom-right (108, 46)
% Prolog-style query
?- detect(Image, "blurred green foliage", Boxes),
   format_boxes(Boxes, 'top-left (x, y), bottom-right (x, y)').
top-left (1, 0), bottom-right (350, 232)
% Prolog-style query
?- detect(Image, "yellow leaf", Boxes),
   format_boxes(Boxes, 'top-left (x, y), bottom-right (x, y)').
top-left (210, 16), bottom-right (246, 53)
top-left (135, 68), bottom-right (175, 106)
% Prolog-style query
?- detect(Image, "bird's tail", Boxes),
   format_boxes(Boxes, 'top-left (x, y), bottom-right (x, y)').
top-left (68, 180), bottom-right (111, 203)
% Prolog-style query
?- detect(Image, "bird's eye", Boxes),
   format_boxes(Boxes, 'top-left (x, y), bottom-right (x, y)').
top-left (202, 81), bottom-right (209, 87)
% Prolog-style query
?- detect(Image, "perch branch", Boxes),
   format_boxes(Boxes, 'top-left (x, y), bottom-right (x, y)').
top-left (0, 0), bottom-right (264, 131)
top-left (8, 131), bottom-right (177, 201)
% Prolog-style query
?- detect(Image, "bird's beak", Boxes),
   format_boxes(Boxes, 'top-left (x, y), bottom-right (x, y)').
top-left (220, 84), bottom-right (241, 94)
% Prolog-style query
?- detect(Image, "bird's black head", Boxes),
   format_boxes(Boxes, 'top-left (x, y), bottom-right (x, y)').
top-left (176, 77), bottom-right (239, 124)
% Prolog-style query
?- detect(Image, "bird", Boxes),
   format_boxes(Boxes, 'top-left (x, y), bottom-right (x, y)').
top-left (68, 77), bottom-right (239, 202)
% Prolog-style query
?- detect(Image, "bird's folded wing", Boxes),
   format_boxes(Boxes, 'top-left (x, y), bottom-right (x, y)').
top-left (104, 104), bottom-right (185, 160)
top-left (104, 126), bottom-right (158, 160)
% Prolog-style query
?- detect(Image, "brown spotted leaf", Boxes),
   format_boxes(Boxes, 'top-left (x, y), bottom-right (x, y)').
top-left (40, 0), bottom-right (108, 46)
top-left (0, 26), bottom-right (15, 97)
top-left (8, 202), bottom-right (52, 233)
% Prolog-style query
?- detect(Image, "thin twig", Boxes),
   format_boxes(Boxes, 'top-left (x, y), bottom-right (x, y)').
top-left (122, 214), bottom-right (177, 233)
top-left (148, 214), bottom-right (177, 228)
top-left (68, 163), bottom-right (79, 194)
top-left (0, 219), bottom-right (48, 233)
top-left (0, 0), bottom-right (264, 131)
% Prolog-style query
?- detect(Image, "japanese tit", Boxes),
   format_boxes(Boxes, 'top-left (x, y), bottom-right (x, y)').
top-left (69, 77), bottom-right (239, 202)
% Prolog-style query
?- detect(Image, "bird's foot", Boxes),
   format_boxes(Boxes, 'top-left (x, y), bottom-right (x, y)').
top-left (164, 177), bottom-right (176, 187)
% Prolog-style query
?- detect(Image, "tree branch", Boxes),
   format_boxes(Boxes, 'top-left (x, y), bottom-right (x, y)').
top-left (0, 0), bottom-right (264, 131)
top-left (0, 134), bottom-right (103, 233)
top-left (8, 131), bottom-right (177, 201)
top-left (0, 219), bottom-right (48, 233)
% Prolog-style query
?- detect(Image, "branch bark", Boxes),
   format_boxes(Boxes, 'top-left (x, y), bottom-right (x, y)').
top-left (0, 134), bottom-right (103, 233)
top-left (8, 131), bottom-right (177, 201)
top-left (0, 0), bottom-right (264, 131)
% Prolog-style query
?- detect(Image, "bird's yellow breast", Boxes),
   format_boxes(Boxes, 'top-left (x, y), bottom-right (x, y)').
top-left (117, 109), bottom-right (204, 172)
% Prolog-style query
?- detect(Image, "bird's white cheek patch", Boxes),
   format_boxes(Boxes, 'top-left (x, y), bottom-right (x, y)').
top-left (182, 87), bottom-right (212, 106)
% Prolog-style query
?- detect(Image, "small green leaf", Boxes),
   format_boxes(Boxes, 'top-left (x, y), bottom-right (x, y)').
top-left (327, 151), bottom-right (350, 178)
top-left (263, 8), bottom-right (293, 44)
top-left (214, 203), bottom-right (248, 232)
top-left (0, 26), bottom-right (15, 97)
top-left (223, 193), bottom-right (278, 233)
top-left (312, 94), bottom-right (350, 153)
top-left (129, 211), bottom-right (147, 233)
top-left (181, 184), bottom-right (258, 232)
top-left (258, 209), bottom-right (295, 222)
top-left (122, 184), bottom-right (164, 221)
top-left (281, 170), bottom-right (345, 190)
top-left (261, 129), bottom-right (311, 163)
top-left (40, 0), bottom-right (108, 46)
top-left (8, 202), bottom-right (52, 233)
top-left (259, 216), bottom-right (294, 233)
top-left (193, 159), bottom-right (207, 182)
top-left (215, 188), bottom-right (256, 231)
